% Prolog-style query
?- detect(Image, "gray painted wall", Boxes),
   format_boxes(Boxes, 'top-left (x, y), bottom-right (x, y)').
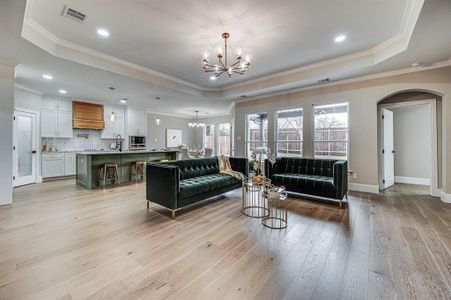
top-left (392, 104), bottom-right (431, 180)
top-left (146, 113), bottom-right (195, 149)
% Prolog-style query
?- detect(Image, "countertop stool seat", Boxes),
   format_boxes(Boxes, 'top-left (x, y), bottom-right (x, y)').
top-left (99, 163), bottom-right (120, 188)
top-left (131, 161), bottom-right (146, 183)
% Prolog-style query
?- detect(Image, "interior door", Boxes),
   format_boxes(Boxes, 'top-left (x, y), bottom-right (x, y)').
top-left (382, 108), bottom-right (395, 189)
top-left (13, 110), bottom-right (37, 186)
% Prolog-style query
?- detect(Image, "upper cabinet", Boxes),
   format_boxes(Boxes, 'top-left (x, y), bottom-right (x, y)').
top-left (127, 109), bottom-right (147, 136)
top-left (72, 101), bottom-right (105, 129)
top-left (101, 106), bottom-right (125, 139)
top-left (41, 99), bottom-right (73, 138)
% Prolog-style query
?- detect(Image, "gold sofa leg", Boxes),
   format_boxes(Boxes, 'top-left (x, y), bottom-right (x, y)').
top-left (171, 210), bottom-right (176, 219)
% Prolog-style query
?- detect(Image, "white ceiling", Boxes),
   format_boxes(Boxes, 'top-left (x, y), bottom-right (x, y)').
top-left (1, 0), bottom-right (451, 117)
top-left (28, 0), bottom-right (408, 88)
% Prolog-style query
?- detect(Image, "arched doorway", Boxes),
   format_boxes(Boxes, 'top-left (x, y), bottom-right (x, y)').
top-left (377, 90), bottom-right (443, 197)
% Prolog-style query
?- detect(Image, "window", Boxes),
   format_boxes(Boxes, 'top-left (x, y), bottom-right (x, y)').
top-left (218, 123), bottom-right (231, 156)
top-left (204, 124), bottom-right (215, 152)
top-left (246, 112), bottom-right (268, 159)
top-left (276, 108), bottom-right (303, 157)
top-left (314, 102), bottom-right (349, 159)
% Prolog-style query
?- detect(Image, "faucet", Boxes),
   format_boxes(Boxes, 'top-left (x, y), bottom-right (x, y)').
top-left (116, 134), bottom-right (122, 152)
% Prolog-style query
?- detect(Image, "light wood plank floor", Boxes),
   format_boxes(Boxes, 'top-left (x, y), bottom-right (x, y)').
top-left (0, 180), bottom-right (450, 300)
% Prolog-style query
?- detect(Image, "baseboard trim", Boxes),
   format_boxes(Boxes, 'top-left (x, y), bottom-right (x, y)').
top-left (441, 190), bottom-right (451, 203)
top-left (348, 183), bottom-right (380, 194)
top-left (395, 176), bottom-right (430, 186)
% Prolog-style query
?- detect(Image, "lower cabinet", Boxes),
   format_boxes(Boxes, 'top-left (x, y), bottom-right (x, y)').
top-left (42, 153), bottom-right (65, 178)
top-left (64, 153), bottom-right (76, 176)
top-left (42, 152), bottom-right (76, 178)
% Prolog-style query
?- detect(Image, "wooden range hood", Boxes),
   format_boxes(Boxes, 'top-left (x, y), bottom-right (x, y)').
top-left (72, 101), bottom-right (105, 129)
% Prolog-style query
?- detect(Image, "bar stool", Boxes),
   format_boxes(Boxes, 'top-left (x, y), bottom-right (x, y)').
top-left (99, 163), bottom-right (120, 188)
top-left (131, 161), bottom-right (146, 183)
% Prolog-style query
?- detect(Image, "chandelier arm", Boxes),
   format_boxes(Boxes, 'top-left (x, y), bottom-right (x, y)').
top-left (216, 70), bottom-right (227, 76)
top-left (229, 60), bottom-right (240, 68)
top-left (218, 58), bottom-right (227, 70)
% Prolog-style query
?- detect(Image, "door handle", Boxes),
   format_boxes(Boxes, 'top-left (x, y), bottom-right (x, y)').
top-left (31, 150), bottom-right (37, 154)
top-left (392, 150), bottom-right (396, 153)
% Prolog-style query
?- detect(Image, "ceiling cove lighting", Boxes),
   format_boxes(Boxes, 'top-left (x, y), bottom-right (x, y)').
top-left (58, 89), bottom-right (67, 94)
top-left (42, 74), bottom-right (53, 80)
top-left (97, 28), bottom-right (110, 37)
top-left (202, 32), bottom-right (251, 79)
top-left (334, 34), bottom-right (346, 43)
top-left (188, 110), bottom-right (205, 128)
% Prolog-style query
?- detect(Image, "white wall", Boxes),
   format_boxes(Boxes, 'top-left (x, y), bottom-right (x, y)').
top-left (234, 67), bottom-right (451, 195)
top-left (14, 87), bottom-right (42, 111)
top-left (146, 113), bottom-right (195, 149)
top-left (0, 64), bottom-right (15, 205)
top-left (392, 104), bottom-right (431, 183)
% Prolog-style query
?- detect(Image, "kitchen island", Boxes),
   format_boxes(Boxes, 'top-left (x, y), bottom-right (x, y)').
top-left (76, 150), bottom-right (178, 189)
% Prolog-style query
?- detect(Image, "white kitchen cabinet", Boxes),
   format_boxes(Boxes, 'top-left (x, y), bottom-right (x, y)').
top-left (57, 110), bottom-right (73, 138)
top-left (40, 99), bottom-right (73, 138)
top-left (64, 153), bottom-right (76, 175)
top-left (127, 108), bottom-right (147, 136)
top-left (41, 99), bottom-right (58, 110)
top-left (101, 106), bottom-right (125, 139)
top-left (42, 153), bottom-right (65, 178)
top-left (41, 109), bottom-right (58, 138)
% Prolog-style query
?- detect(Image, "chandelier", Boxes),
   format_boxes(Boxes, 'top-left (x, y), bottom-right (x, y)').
top-left (189, 111), bottom-right (205, 127)
top-left (202, 32), bottom-right (251, 79)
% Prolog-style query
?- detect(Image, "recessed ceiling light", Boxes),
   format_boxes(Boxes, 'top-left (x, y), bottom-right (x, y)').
top-left (97, 28), bottom-right (110, 37)
top-left (155, 97), bottom-right (160, 100)
top-left (59, 89), bottom-right (67, 94)
top-left (120, 98), bottom-right (128, 104)
top-left (334, 35), bottom-right (346, 43)
top-left (42, 74), bottom-right (53, 80)
top-left (209, 76), bottom-right (217, 81)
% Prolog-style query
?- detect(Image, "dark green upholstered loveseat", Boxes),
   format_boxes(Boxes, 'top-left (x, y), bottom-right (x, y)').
top-left (146, 157), bottom-right (248, 218)
top-left (265, 157), bottom-right (348, 207)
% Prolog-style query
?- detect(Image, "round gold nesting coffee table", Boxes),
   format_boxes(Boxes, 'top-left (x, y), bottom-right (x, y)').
top-left (262, 185), bottom-right (288, 229)
top-left (241, 177), bottom-right (271, 218)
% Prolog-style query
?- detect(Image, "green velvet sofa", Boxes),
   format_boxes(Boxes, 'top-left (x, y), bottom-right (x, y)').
top-left (265, 157), bottom-right (348, 207)
top-left (146, 157), bottom-right (248, 218)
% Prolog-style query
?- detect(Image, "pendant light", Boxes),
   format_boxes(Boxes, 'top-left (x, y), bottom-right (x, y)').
top-left (109, 87), bottom-right (116, 122)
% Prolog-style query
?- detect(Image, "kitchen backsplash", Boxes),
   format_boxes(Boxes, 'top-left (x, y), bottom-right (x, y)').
top-left (42, 129), bottom-right (117, 151)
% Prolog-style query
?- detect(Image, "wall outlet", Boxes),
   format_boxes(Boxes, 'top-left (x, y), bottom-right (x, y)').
top-left (352, 172), bottom-right (358, 179)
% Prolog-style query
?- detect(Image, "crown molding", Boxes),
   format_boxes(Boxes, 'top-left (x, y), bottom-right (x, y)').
top-left (22, 0), bottom-right (424, 99)
top-left (14, 83), bottom-right (43, 95)
top-left (235, 59), bottom-right (451, 105)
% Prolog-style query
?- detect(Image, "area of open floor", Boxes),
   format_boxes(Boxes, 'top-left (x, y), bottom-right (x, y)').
top-left (0, 180), bottom-right (449, 299)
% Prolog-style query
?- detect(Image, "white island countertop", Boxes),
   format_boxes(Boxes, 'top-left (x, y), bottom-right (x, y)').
top-left (76, 150), bottom-right (179, 155)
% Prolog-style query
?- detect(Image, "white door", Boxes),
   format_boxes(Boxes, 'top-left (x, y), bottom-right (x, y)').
top-left (13, 111), bottom-right (37, 186)
top-left (382, 108), bottom-right (395, 189)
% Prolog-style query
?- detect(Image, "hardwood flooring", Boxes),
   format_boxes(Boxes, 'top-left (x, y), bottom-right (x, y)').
top-left (0, 180), bottom-right (450, 300)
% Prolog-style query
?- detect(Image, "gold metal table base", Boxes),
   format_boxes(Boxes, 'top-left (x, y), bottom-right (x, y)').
top-left (241, 177), bottom-right (271, 219)
top-left (262, 216), bottom-right (287, 229)
top-left (241, 206), bottom-right (271, 219)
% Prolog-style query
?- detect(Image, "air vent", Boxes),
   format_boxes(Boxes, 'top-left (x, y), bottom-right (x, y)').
top-left (62, 5), bottom-right (87, 23)
top-left (318, 78), bottom-right (331, 84)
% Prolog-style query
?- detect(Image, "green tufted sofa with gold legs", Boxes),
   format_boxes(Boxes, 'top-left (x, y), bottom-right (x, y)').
top-left (265, 157), bottom-right (348, 207)
top-left (146, 157), bottom-right (248, 218)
